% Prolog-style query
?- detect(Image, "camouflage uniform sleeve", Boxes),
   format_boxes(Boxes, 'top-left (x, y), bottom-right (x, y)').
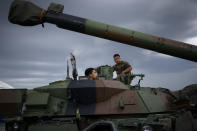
top-left (112, 65), bottom-right (116, 72)
top-left (122, 61), bottom-right (131, 69)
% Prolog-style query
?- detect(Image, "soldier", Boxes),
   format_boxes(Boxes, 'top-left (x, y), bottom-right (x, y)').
top-left (85, 68), bottom-right (98, 80)
top-left (112, 54), bottom-right (132, 85)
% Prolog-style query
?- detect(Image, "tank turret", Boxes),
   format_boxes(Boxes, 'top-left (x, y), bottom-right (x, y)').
top-left (8, 0), bottom-right (197, 62)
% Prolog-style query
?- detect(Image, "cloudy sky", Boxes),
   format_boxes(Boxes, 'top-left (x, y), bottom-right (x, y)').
top-left (0, 0), bottom-right (197, 90)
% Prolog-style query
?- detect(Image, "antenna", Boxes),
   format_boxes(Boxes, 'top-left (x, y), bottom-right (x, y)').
top-left (70, 53), bottom-right (78, 80)
top-left (66, 59), bottom-right (70, 80)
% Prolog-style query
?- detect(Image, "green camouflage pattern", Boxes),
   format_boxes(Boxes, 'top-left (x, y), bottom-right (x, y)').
top-left (2, 0), bottom-right (197, 130)
top-left (1, 78), bottom-right (196, 131)
top-left (112, 61), bottom-right (131, 75)
top-left (112, 61), bottom-right (132, 85)
top-left (96, 65), bottom-right (113, 80)
top-left (8, 0), bottom-right (197, 62)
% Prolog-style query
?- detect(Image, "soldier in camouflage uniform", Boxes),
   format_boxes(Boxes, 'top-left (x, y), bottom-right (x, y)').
top-left (112, 54), bottom-right (132, 85)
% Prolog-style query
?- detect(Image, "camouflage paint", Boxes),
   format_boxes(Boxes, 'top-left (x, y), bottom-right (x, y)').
top-left (5, 1), bottom-right (197, 130)
top-left (43, 12), bottom-right (197, 62)
top-left (65, 80), bottom-right (96, 115)
top-left (0, 89), bottom-right (26, 116)
top-left (2, 80), bottom-right (172, 117)
top-left (137, 88), bottom-right (167, 112)
top-left (0, 80), bottom-right (175, 117)
top-left (85, 19), bottom-right (197, 62)
top-left (8, 0), bottom-right (197, 62)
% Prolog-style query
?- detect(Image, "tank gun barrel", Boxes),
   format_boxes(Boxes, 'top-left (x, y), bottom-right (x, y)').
top-left (8, 0), bottom-right (197, 62)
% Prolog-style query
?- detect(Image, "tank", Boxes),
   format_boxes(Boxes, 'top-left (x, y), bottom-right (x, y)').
top-left (0, 0), bottom-right (197, 131)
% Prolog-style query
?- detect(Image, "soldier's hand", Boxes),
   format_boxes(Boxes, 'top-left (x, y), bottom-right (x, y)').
top-left (120, 71), bottom-right (125, 76)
